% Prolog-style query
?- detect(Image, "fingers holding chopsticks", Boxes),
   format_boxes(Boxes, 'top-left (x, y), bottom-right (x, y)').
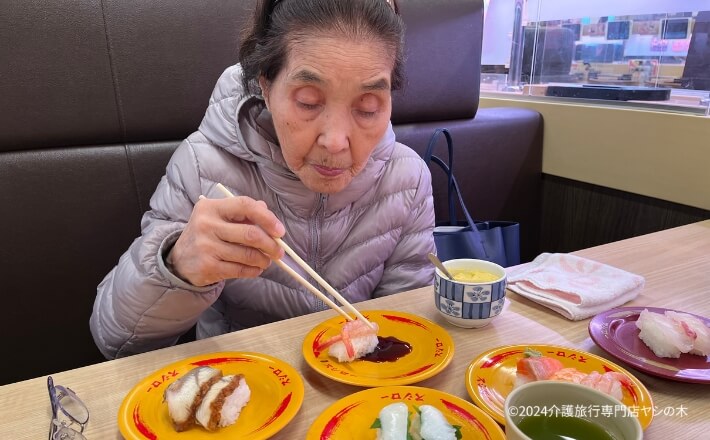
top-left (165, 194), bottom-right (285, 286)
top-left (212, 184), bottom-right (373, 328)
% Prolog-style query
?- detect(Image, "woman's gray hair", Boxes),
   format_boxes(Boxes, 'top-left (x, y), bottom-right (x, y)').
top-left (238, 0), bottom-right (405, 95)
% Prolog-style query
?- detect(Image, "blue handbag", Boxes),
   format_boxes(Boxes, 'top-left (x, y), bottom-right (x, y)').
top-left (423, 128), bottom-right (521, 267)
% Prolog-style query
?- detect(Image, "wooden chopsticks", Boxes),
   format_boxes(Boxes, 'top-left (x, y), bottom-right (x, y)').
top-left (214, 183), bottom-right (374, 329)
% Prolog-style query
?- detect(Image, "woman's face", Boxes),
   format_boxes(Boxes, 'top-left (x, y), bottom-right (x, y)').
top-left (260, 35), bottom-right (394, 194)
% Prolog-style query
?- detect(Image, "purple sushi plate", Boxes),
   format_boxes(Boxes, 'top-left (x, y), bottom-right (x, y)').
top-left (589, 306), bottom-right (710, 384)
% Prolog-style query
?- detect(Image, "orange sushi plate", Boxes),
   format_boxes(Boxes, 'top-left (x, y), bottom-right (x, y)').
top-left (118, 351), bottom-right (304, 439)
top-left (465, 344), bottom-right (654, 429)
top-left (307, 386), bottom-right (505, 440)
top-left (302, 310), bottom-right (455, 387)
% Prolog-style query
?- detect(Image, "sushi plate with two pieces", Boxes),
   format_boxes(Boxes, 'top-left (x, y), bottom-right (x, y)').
top-left (589, 306), bottom-right (710, 384)
top-left (302, 310), bottom-right (455, 387)
top-left (306, 386), bottom-right (505, 440)
top-left (465, 344), bottom-right (654, 429)
top-left (118, 352), bottom-right (304, 440)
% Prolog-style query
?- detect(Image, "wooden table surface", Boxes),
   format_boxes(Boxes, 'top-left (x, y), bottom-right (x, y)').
top-left (1, 220), bottom-right (708, 439)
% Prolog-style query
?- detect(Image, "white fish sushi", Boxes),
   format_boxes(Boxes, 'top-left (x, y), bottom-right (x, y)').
top-left (195, 374), bottom-right (251, 431)
top-left (373, 403), bottom-right (461, 440)
top-left (375, 402), bottom-right (409, 440)
top-left (636, 309), bottom-right (695, 358)
top-left (163, 366), bottom-right (222, 431)
top-left (410, 405), bottom-right (459, 440)
top-left (665, 311), bottom-right (710, 356)
top-left (317, 319), bottom-right (380, 362)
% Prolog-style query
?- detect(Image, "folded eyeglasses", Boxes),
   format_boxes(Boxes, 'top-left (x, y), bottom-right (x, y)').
top-left (47, 376), bottom-right (89, 440)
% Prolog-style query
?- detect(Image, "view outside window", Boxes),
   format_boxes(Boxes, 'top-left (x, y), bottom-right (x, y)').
top-left (481, 0), bottom-right (710, 115)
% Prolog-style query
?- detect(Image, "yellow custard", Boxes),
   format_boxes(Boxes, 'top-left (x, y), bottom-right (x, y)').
top-left (450, 269), bottom-right (499, 283)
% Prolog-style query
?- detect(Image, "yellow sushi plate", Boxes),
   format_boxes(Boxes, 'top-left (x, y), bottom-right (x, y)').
top-left (307, 386), bottom-right (505, 440)
top-left (465, 344), bottom-right (654, 429)
top-left (118, 351), bottom-right (304, 439)
top-left (302, 310), bottom-right (455, 387)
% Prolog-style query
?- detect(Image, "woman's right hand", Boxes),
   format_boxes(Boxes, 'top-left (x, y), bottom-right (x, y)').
top-left (166, 196), bottom-right (286, 286)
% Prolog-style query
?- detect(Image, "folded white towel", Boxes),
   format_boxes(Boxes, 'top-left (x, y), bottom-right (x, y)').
top-left (505, 253), bottom-right (645, 321)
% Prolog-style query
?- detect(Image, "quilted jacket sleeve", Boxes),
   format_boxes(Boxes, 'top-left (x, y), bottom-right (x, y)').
top-left (373, 153), bottom-right (436, 297)
top-left (90, 138), bottom-right (224, 360)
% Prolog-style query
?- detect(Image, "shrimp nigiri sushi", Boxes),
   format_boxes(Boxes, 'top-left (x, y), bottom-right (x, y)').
top-left (316, 318), bottom-right (380, 362)
top-left (163, 366), bottom-right (222, 431)
top-left (549, 369), bottom-right (630, 401)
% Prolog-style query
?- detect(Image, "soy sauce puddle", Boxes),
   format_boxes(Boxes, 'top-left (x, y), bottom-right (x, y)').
top-left (361, 336), bottom-right (412, 362)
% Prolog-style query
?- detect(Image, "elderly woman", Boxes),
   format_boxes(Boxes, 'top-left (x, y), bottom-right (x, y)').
top-left (90, 0), bottom-right (435, 359)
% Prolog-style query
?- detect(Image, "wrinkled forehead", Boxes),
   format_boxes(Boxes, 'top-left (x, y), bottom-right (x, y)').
top-left (279, 32), bottom-right (395, 84)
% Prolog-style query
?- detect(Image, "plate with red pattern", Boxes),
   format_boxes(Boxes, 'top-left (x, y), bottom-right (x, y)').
top-left (465, 344), bottom-right (653, 429)
top-left (118, 352), bottom-right (304, 439)
top-left (306, 386), bottom-right (504, 439)
top-left (302, 310), bottom-right (455, 387)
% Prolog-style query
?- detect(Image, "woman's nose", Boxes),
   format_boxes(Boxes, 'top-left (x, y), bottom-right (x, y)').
top-left (318, 109), bottom-right (351, 153)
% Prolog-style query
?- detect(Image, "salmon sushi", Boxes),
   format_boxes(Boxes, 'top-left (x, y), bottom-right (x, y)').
top-left (514, 348), bottom-right (564, 387)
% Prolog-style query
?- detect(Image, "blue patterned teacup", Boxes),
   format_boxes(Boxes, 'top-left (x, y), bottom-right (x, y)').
top-left (434, 258), bottom-right (507, 328)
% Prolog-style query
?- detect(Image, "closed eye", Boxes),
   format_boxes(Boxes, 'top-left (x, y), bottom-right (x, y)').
top-left (357, 110), bottom-right (377, 118)
top-left (297, 102), bottom-right (320, 111)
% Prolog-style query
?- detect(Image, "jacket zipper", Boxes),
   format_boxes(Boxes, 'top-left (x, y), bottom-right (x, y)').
top-left (310, 193), bottom-right (327, 311)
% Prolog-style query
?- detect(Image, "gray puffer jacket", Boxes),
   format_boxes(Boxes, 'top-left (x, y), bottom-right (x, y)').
top-left (90, 65), bottom-right (435, 359)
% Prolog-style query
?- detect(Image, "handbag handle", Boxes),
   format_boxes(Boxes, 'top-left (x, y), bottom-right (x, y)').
top-left (422, 128), bottom-right (456, 222)
top-left (422, 129), bottom-right (489, 260)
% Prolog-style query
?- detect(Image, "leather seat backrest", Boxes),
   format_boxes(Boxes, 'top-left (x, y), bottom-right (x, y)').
top-left (0, 0), bottom-right (483, 384)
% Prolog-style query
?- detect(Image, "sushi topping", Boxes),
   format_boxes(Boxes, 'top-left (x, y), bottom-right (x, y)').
top-left (636, 309), bottom-right (710, 358)
top-left (198, 374), bottom-right (245, 431)
top-left (411, 405), bottom-right (462, 440)
top-left (163, 367), bottom-right (250, 433)
top-left (316, 318), bottom-right (381, 362)
top-left (515, 347), bottom-right (632, 401)
top-left (162, 366), bottom-right (222, 432)
top-left (372, 403), bottom-right (460, 440)
top-left (515, 349), bottom-right (565, 384)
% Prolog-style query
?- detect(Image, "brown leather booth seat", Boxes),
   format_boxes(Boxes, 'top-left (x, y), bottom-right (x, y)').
top-left (0, 0), bottom-right (541, 384)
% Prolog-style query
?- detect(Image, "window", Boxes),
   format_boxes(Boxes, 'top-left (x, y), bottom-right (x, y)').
top-left (481, 1), bottom-right (710, 115)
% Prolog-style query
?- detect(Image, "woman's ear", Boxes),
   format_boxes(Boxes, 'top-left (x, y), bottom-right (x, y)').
top-left (258, 76), bottom-right (270, 109)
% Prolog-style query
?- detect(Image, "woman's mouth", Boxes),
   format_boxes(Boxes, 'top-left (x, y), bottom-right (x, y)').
top-left (312, 164), bottom-right (345, 177)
